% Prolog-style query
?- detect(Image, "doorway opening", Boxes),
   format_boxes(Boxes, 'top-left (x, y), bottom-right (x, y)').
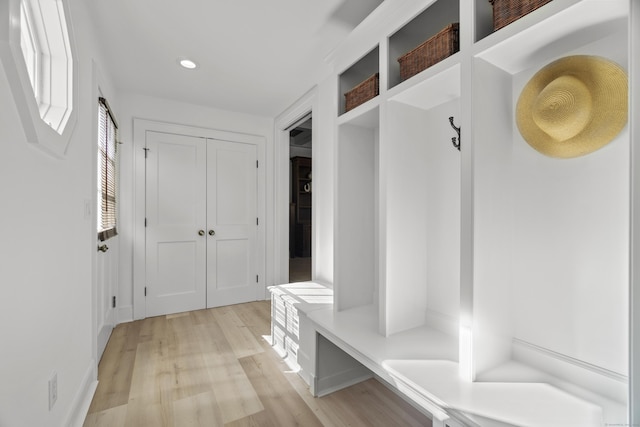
top-left (289, 116), bottom-right (312, 282)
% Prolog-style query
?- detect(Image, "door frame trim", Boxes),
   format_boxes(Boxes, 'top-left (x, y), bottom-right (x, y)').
top-left (133, 119), bottom-right (267, 320)
top-left (91, 60), bottom-right (118, 372)
top-left (273, 87), bottom-right (318, 285)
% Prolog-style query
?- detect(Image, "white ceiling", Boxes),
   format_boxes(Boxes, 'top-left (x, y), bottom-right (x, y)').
top-left (85, 0), bottom-right (383, 117)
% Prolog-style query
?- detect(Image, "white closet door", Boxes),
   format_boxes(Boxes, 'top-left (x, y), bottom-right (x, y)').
top-left (206, 139), bottom-right (258, 307)
top-left (145, 131), bottom-right (207, 317)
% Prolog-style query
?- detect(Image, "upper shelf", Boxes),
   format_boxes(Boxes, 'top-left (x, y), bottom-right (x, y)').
top-left (474, 0), bottom-right (628, 74)
top-left (388, 56), bottom-right (460, 111)
top-left (388, 0), bottom-right (460, 90)
top-left (337, 101), bottom-right (380, 129)
top-left (339, 46), bottom-right (379, 116)
top-left (335, 0), bottom-right (627, 126)
top-left (339, 49), bottom-right (460, 122)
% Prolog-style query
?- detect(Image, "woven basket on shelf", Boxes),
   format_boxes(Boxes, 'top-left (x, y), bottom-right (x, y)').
top-left (489, 0), bottom-right (553, 31)
top-left (397, 23), bottom-right (459, 82)
top-left (344, 73), bottom-right (379, 112)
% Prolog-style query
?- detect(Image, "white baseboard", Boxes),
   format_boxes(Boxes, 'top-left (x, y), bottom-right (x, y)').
top-left (117, 305), bottom-right (133, 324)
top-left (512, 338), bottom-right (628, 404)
top-left (283, 353), bottom-right (301, 373)
top-left (297, 366), bottom-right (313, 388)
top-left (63, 360), bottom-right (98, 427)
top-left (97, 324), bottom-right (113, 361)
top-left (425, 309), bottom-right (458, 337)
top-left (296, 347), bottom-right (313, 386)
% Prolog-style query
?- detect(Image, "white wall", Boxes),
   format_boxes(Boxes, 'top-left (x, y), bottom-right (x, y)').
top-left (115, 93), bottom-right (274, 322)
top-left (0, 0), bottom-right (117, 425)
top-left (382, 98), bottom-right (461, 336)
top-left (510, 42), bottom-right (629, 374)
top-left (631, 2), bottom-right (640, 424)
top-left (423, 99), bottom-right (461, 329)
top-left (472, 31), bottom-right (630, 378)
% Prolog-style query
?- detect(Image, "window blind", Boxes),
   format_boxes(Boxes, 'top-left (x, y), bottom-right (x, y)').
top-left (97, 97), bottom-right (118, 241)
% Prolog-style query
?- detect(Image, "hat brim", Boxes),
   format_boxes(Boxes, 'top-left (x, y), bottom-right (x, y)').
top-left (516, 55), bottom-right (628, 159)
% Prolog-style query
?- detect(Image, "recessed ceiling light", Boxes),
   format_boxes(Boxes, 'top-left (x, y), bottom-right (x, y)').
top-left (178, 58), bottom-right (197, 69)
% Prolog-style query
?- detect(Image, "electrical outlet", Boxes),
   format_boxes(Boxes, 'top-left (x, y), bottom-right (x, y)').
top-left (48, 372), bottom-right (57, 410)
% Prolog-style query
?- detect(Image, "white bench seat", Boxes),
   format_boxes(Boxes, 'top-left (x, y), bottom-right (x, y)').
top-left (270, 283), bottom-right (614, 427)
top-left (384, 359), bottom-right (603, 427)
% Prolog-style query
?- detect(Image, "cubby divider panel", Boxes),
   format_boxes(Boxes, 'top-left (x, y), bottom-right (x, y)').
top-left (335, 115), bottom-right (379, 313)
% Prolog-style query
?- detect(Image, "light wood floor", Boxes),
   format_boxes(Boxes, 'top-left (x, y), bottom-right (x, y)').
top-left (84, 301), bottom-right (432, 427)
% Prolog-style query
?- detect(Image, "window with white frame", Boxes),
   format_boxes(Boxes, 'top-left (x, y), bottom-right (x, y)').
top-left (97, 97), bottom-right (119, 241)
top-left (1, 0), bottom-right (77, 156)
top-left (19, 1), bottom-right (37, 98)
top-left (18, 0), bottom-right (74, 135)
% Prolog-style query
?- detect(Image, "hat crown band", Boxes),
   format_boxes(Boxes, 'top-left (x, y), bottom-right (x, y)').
top-left (531, 75), bottom-right (592, 142)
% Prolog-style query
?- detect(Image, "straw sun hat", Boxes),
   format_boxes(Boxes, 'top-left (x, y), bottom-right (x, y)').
top-left (516, 55), bottom-right (628, 158)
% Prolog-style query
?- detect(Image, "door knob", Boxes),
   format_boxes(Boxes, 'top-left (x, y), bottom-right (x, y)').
top-left (98, 244), bottom-right (109, 253)
top-left (208, 230), bottom-right (215, 236)
top-left (198, 230), bottom-right (205, 236)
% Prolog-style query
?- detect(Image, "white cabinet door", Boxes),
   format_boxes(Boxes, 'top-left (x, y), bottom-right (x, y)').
top-left (145, 131), bottom-right (207, 317)
top-left (206, 139), bottom-right (258, 307)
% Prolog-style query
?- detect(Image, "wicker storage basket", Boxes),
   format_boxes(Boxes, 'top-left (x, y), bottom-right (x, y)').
top-left (398, 23), bottom-right (459, 82)
top-left (344, 73), bottom-right (379, 112)
top-left (490, 0), bottom-right (553, 31)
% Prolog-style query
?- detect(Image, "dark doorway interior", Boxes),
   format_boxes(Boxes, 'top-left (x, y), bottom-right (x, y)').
top-left (289, 117), bottom-right (312, 283)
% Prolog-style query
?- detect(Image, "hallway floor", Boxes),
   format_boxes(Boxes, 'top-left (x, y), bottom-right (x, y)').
top-left (83, 301), bottom-right (431, 426)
